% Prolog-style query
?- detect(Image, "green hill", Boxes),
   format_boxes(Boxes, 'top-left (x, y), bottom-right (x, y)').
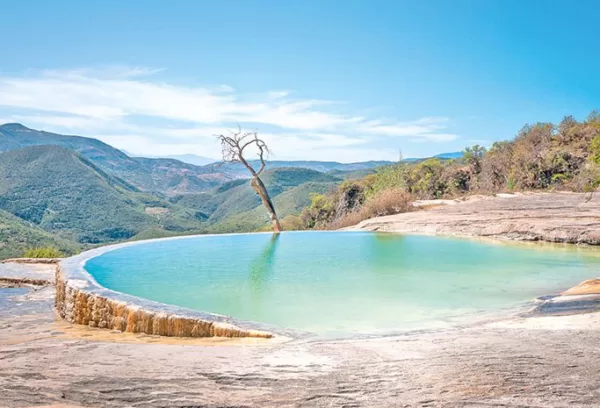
top-left (203, 159), bottom-right (394, 179)
top-left (209, 181), bottom-right (336, 232)
top-left (170, 167), bottom-right (341, 230)
top-left (0, 208), bottom-right (80, 259)
top-left (0, 146), bottom-right (343, 256)
top-left (0, 145), bottom-right (203, 244)
top-left (0, 123), bottom-right (225, 194)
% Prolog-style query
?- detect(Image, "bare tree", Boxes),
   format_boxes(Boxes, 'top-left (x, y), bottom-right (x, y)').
top-left (217, 128), bottom-right (282, 233)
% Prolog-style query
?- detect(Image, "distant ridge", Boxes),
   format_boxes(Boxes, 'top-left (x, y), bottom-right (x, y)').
top-left (0, 123), bottom-right (229, 194)
top-left (159, 154), bottom-right (216, 166)
top-left (208, 159), bottom-right (395, 178)
top-left (433, 151), bottom-right (463, 159)
top-left (0, 123), bottom-right (395, 192)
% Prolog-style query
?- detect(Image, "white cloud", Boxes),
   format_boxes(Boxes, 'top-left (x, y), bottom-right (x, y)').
top-left (359, 117), bottom-right (458, 142)
top-left (267, 90), bottom-right (290, 99)
top-left (0, 67), bottom-right (461, 161)
top-left (10, 114), bottom-right (114, 130)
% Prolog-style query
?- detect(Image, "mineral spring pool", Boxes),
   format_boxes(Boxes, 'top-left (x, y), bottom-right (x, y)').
top-left (85, 232), bottom-right (600, 337)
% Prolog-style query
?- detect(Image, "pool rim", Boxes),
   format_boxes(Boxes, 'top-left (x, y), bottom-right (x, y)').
top-left (56, 231), bottom-right (313, 339)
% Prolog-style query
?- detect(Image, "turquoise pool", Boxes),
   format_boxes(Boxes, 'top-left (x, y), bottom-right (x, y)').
top-left (85, 232), bottom-right (600, 337)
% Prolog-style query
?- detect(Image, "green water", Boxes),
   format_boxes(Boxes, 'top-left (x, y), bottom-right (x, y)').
top-left (85, 232), bottom-right (600, 337)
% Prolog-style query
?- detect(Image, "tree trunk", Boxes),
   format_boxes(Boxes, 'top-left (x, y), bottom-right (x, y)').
top-left (251, 176), bottom-right (282, 233)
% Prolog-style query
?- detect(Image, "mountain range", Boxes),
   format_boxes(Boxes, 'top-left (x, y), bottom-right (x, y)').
top-left (0, 122), bottom-right (463, 258)
top-left (153, 154), bottom-right (216, 166)
top-left (0, 123), bottom-right (227, 195)
top-left (0, 123), bottom-right (394, 194)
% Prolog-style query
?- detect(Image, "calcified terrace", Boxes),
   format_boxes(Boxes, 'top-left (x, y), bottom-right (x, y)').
top-left (56, 239), bottom-right (273, 339)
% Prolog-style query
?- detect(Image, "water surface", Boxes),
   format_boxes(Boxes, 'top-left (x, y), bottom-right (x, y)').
top-left (85, 232), bottom-right (600, 337)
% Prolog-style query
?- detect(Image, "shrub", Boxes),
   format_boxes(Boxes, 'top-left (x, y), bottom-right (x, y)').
top-left (406, 159), bottom-right (447, 198)
top-left (362, 188), bottom-right (413, 218)
top-left (463, 145), bottom-right (486, 174)
top-left (300, 193), bottom-right (335, 229)
top-left (333, 181), bottom-right (365, 216)
top-left (326, 211), bottom-right (368, 230)
top-left (280, 214), bottom-right (305, 231)
top-left (22, 247), bottom-right (64, 258)
top-left (442, 165), bottom-right (473, 194)
top-left (327, 188), bottom-right (413, 230)
top-left (364, 164), bottom-right (408, 198)
top-left (590, 135), bottom-right (600, 165)
top-left (301, 181), bottom-right (366, 229)
top-left (480, 141), bottom-right (513, 191)
top-left (570, 163), bottom-right (600, 192)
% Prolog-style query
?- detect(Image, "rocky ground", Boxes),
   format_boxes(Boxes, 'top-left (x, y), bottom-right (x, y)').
top-left (354, 191), bottom-right (600, 244)
top-left (2, 192), bottom-right (600, 408)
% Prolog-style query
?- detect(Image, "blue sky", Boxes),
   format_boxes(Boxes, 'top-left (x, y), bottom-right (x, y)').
top-left (0, 0), bottom-right (598, 162)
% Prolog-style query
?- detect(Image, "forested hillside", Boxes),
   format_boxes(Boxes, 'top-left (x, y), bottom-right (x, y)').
top-left (169, 168), bottom-right (340, 232)
top-left (0, 146), bottom-right (208, 244)
top-left (0, 208), bottom-right (81, 259)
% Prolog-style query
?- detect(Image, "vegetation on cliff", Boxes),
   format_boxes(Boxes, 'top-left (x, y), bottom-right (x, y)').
top-left (301, 112), bottom-right (600, 229)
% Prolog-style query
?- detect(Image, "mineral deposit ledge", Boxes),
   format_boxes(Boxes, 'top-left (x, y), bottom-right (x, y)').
top-left (56, 235), bottom-right (277, 339)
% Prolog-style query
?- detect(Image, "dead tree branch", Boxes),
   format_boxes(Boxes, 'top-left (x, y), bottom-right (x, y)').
top-left (217, 128), bottom-right (282, 233)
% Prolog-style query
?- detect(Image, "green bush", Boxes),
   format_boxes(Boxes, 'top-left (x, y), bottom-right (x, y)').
top-left (364, 164), bottom-right (407, 198)
top-left (22, 247), bottom-right (64, 258)
top-left (590, 135), bottom-right (600, 165)
top-left (463, 145), bottom-right (486, 173)
top-left (406, 159), bottom-right (447, 198)
top-left (327, 188), bottom-right (414, 230)
top-left (280, 214), bottom-right (306, 231)
top-left (300, 193), bottom-right (336, 229)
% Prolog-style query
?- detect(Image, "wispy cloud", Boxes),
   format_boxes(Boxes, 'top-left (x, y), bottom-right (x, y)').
top-left (0, 67), bottom-right (460, 161)
top-left (41, 65), bottom-right (166, 79)
top-left (359, 117), bottom-right (457, 141)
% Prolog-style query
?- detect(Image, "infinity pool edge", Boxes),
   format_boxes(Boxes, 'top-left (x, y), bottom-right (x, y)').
top-left (55, 229), bottom-right (600, 340)
top-left (56, 233), bottom-right (279, 339)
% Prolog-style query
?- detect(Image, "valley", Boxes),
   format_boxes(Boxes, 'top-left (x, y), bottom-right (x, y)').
top-left (0, 123), bottom-right (394, 258)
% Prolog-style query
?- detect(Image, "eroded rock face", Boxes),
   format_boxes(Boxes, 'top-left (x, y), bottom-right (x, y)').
top-left (55, 266), bottom-right (272, 339)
